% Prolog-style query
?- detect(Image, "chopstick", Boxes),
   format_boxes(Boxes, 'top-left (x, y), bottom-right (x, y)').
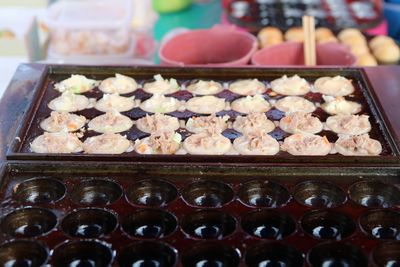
top-left (302, 15), bottom-right (316, 66)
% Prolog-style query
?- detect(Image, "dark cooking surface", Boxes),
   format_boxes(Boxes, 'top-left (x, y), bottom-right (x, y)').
top-left (1, 65), bottom-right (400, 267)
top-left (0, 167), bottom-right (400, 267)
top-left (225, 0), bottom-right (383, 32)
top-left (6, 66), bottom-right (399, 164)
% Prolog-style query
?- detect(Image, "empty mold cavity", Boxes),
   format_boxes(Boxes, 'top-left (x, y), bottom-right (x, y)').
top-left (181, 210), bottom-right (236, 239)
top-left (238, 179), bottom-right (290, 208)
top-left (182, 180), bottom-right (234, 208)
top-left (0, 240), bottom-right (48, 267)
top-left (349, 181), bottom-right (400, 208)
top-left (125, 179), bottom-right (178, 207)
top-left (1, 208), bottom-right (57, 238)
top-left (241, 210), bottom-right (296, 239)
top-left (121, 209), bottom-right (177, 239)
top-left (301, 210), bottom-right (356, 240)
top-left (13, 177), bottom-right (66, 204)
top-left (51, 240), bottom-right (114, 267)
top-left (359, 209), bottom-right (400, 240)
top-left (181, 242), bottom-right (240, 267)
top-left (70, 179), bottom-right (122, 206)
top-left (294, 181), bottom-right (346, 208)
top-left (61, 208), bottom-right (118, 238)
top-left (118, 241), bottom-right (177, 267)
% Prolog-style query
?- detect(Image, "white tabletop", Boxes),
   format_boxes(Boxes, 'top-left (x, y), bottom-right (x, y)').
top-left (0, 57), bottom-right (26, 100)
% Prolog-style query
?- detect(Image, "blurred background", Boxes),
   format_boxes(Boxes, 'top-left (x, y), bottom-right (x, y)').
top-left (1, 0), bottom-right (400, 98)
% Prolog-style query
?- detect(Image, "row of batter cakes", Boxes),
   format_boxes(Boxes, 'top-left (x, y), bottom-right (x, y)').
top-left (31, 112), bottom-right (382, 156)
top-left (53, 73), bottom-right (356, 97)
top-left (48, 92), bottom-right (361, 116)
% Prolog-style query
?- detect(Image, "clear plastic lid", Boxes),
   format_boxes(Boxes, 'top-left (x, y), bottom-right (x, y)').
top-left (43, 0), bottom-right (132, 30)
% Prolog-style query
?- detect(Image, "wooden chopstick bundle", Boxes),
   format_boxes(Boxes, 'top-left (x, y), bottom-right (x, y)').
top-left (302, 15), bottom-right (316, 66)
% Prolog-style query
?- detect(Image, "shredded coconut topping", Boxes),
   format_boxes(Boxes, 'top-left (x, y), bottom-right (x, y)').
top-left (335, 134), bottom-right (382, 156)
top-left (186, 114), bottom-right (229, 134)
top-left (233, 113), bottom-right (275, 134)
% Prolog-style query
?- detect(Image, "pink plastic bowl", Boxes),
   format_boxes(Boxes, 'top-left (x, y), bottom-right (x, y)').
top-left (251, 42), bottom-right (357, 66)
top-left (159, 26), bottom-right (258, 66)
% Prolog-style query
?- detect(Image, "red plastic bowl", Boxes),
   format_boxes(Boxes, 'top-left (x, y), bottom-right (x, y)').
top-left (251, 42), bottom-right (357, 66)
top-left (159, 26), bottom-right (258, 66)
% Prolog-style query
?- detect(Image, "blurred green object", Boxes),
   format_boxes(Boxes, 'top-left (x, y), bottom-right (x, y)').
top-left (154, 0), bottom-right (221, 41)
top-left (152, 0), bottom-right (192, 14)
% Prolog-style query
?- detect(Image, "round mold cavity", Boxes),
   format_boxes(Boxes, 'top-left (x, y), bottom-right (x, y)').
top-left (118, 241), bottom-right (177, 267)
top-left (125, 179), bottom-right (178, 207)
top-left (121, 209), bottom-right (177, 239)
top-left (245, 242), bottom-right (304, 267)
top-left (181, 242), bottom-right (240, 267)
top-left (293, 181), bottom-right (346, 208)
top-left (70, 179), bottom-right (122, 206)
top-left (13, 177), bottom-right (66, 204)
top-left (372, 241), bottom-right (400, 267)
top-left (308, 242), bottom-right (368, 267)
top-left (348, 181), bottom-right (400, 208)
top-left (359, 209), bottom-right (400, 240)
top-left (0, 240), bottom-right (48, 267)
top-left (0, 208), bottom-right (57, 238)
top-left (181, 210), bottom-right (236, 239)
top-left (61, 208), bottom-right (118, 238)
top-left (181, 180), bottom-right (234, 208)
top-left (241, 210), bottom-right (296, 239)
top-left (301, 210), bottom-right (356, 240)
top-left (238, 179), bottom-right (291, 208)
top-left (51, 240), bottom-right (114, 267)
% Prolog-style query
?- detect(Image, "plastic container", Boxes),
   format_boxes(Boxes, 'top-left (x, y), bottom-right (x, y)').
top-left (43, 0), bottom-right (134, 58)
top-left (251, 42), bottom-right (357, 66)
top-left (131, 0), bottom-right (158, 60)
top-left (159, 25), bottom-right (258, 66)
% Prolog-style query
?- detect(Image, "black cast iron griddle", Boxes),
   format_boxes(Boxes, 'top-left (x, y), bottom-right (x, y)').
top-left (6, 65), bottom-right (400, 165)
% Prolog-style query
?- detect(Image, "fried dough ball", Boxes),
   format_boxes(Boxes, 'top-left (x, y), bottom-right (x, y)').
top-left (258, 27), bottom-right (284, 48)
top-left (285, 27), bottom-right (304, 42)
top-left (357, 53), bottom-right (378, 66)
top-left (372, 44), bottom-right (400, 64)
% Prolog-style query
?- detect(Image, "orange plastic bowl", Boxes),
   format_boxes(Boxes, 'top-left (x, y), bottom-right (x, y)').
top-left (159, 26), bottom-right (258, 66)
top-left (251, 42), bottom-right (357, 66)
